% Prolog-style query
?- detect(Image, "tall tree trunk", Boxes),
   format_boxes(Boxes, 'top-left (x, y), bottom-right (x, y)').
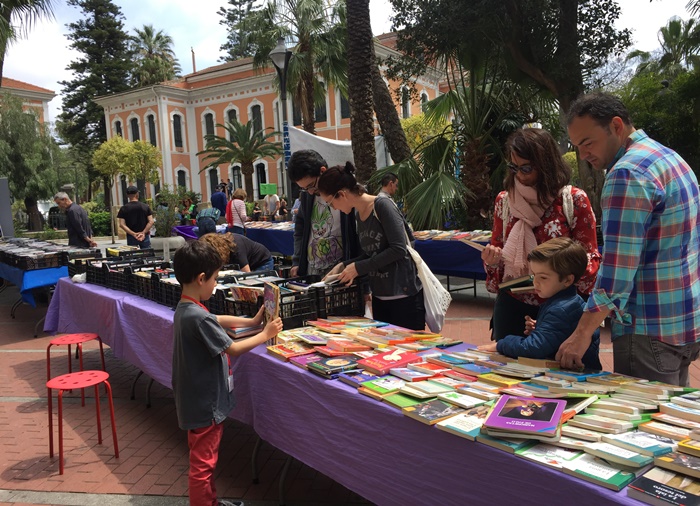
top-left (242, 162), bottom-right (255, 201)
top-left (102, 176), bottom-right (112, 210)
top-left (299, 41), bottom-right (316, 135)
top-left (24, 196), bottom-right (44, 232)
top-left (0, 9), bottom-right (10, 84)
top-left (371, 57), bottom-right (411, 164)
top-left (346, 0), bottom-right (376, 183)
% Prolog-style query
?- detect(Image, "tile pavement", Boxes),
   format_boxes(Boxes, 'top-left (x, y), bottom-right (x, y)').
top-left (0, 276), bottom-right (699, 506)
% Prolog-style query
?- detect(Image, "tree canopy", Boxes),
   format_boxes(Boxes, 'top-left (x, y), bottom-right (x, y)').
top-left (130, 24), bottom-right (180, 86)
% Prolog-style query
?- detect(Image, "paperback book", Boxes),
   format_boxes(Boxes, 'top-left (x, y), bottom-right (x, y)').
top-left (435, 405), bottom-right (491, 441)
top-left (627, 467), bottom-right (700, 505)
top-left (602, 431), bottom-right (677, 457)
top-left (562, 453), bottom-right (644, 491)
top-left (483, 395), bottom-right (567, 439)
top-left (584, 441), bottom-right (654, 468)
top-left (656, 451), bottom-right (700, 480)
top-left (402, 399), bottom-right (465, 425)
top-left (357, 349), bottom-right (422, 375)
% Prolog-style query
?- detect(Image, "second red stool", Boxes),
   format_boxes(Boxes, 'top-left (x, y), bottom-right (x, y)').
top-left (46, 333), bottom-right (106, 406)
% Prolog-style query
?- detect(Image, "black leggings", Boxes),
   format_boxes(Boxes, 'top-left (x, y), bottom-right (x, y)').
top-left (372, 290), bottom-right (426, 330)
top-left (491, 291), bottom-right (539, 341)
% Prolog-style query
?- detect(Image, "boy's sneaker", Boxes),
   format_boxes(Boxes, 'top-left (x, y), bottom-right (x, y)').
top-left (218, 501), bottom-right (244, 506)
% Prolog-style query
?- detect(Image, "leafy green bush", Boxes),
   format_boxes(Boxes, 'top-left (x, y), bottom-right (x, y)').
top-left (562, 151), bottom-right (579, 186)
top-left (88, 211), bottom-right (112, 237)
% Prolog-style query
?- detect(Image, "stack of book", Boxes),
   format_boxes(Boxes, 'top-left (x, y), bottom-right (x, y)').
top-left (481, 395), bottom-right (568, 442)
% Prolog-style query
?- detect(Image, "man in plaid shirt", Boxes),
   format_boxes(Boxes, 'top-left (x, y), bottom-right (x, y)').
top-left (557, 92), bottom-right (700, 386)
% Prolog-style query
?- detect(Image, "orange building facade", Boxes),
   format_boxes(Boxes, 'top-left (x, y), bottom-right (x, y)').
top-left (94, 36), bottom-right (443, 205)
top-left (1, 77), bottom-right (56, 124)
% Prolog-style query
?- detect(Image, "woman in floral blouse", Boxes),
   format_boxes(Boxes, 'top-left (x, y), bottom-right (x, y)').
top-left (481, 128), bottom-right (601, 341)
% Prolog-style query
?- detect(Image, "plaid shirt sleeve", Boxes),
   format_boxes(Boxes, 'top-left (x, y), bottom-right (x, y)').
top-left (585, 164), bottom-right (658, 325)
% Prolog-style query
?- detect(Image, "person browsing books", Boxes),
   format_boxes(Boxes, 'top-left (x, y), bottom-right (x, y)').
top-left (199, 232), bottom-right (275, 272)
top-left (558, 92), bottom-right (700, 385)
top-left (478, 237), bottom-right (601, 370)
top-left (319, 162), bottom-right (426, 330)
top-left (226, 188), bottom-right (248, 235)
top-left (171, 240), bottom-right (282, 506)
top-left (287, 149), bottom-right (360, 277)
top-left (481, 128), bottom-right (600, 341)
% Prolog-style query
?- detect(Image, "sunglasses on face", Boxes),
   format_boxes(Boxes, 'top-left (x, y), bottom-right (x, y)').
top-left (507, 162), bottom-right (535, 175)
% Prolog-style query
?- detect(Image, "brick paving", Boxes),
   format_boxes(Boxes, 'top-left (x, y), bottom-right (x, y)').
top-left (0, 276), bottom-right (699, 506)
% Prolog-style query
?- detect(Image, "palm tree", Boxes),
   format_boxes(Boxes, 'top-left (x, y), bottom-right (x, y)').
top-left (657, 17), bottom-right (700, 75)
top-left (130, 24), bottom-right (181, 87)
top-left (197, 119), bottom-right (283, 202)
top-left (0, 0), bottom-right (56, 82)
top-left (247, 0), bottom-right (347, 134)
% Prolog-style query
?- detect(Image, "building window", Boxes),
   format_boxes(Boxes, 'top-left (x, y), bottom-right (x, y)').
top-left (401, 87), bottom-right (411, 119)
top-left (209, 169), bottom-right (218, 196)
top-left (420, 92), bottom-right (429, 112)
top-left (251, 105), bottom-right (262, 133)
top-left (340, 94), bottom-right (351, 119)
top-left (204, 113), bottom-right (215, 137)
top-left (227, 109), bottom-right (237, 141)
top-left (177, 169), bottom-right (187, 188)
top-left (173, 114), bottom-right (183, 148)
top-left (292, 100), bottom-right (302, 127)
top-left (232, 165), bottom-right (242, 189)
top-left (147, 115), bottom-right (157, 146)
top-left (256, 162), bottom-right (266, 199)
top-left (115, 120), bottom-right (123, 137)
top-left (315, 83), bottom-right (327, 123)
top-left (154, 180), bottom-right (161, 195)
top-left (130, 117), bottom-right (140, 141)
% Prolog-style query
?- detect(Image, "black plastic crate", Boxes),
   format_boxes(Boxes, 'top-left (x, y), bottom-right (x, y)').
top-left (278, 286), bottom-right (322, 329)
top-left (68, 259), bottom-right (89, 277)
top-left (128, 263), bottom-right (170, 300)
top-left (224, 296), bottom-right (261, 317)
top-left (86, 260), bottom-right (108, 286)
top-left (155, 279), bottom-right (182, 308)
top-left (105, 246), bottom-right (156, 260)
top-left (16, 252), bottom-right (62, 270)
top-left (104, 263), bottom-right (132, 292)
top-left (206, 286), bottom-right (230, 315)
top-left (321, 283), bottom-right (364, 317)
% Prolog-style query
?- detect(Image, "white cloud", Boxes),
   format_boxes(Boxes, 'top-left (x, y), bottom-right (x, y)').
top-left (616, 0), bottom-right (688, 52)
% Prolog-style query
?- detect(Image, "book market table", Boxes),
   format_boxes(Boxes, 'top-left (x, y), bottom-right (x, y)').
top-left (43, 277), bottom-right (646, 506)
top-left (173, 225), bottom-right (486, 294)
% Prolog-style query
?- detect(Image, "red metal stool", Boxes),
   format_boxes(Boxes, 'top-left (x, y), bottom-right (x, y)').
top-left (46, 370), bottom-right (119, 475)
top-left (46, 333), bottom-right (106, 406)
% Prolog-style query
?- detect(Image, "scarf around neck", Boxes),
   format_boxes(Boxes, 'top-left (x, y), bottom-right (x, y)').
top-left (501, 180), bottom-right (547, 280)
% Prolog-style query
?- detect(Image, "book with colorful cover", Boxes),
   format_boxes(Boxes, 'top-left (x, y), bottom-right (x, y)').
top-left (562, 453), bottom-right (643, 491)
top-left (476, 433), bottom-right (536, 454)
top-left (266, 342), bottom-right (316, 361)
top-left (263, 282), bottom-right (280, 325)
top-left (655, 451), bottom-right (700, 480)
top-left (640, 421), bottom-right (691, 441)
top-left (477, 372), bottom-right (524, 388)
top-left (296, 332), bottom-right (329, 345)
top-left (430, 376), bottom-right (471, 389)
top-left (402, 399), bottom-right (465, 425)
top-left (453, 363), bottom-right (492, 376)
top-left (357, 349), bottom-right (422, 375)
top-left (546, 369), bottom-right (610, 382)
top-left (437, 391), bottom-right (486, 409)
top-left (652, 412), bottom-right (700, 430)
top-left (307, 356), bottom-right (359, 376)
top-left (660, 402), bottom-right (700, 423)
top-left (338, 369), bottom-right (378, 387)
top-left (443, 370), bottom-right (478, 383)
top-left (436, 405), bottom-right (491, 441)
top-left (679, 438), bottom-right (700, 458)
top-left (456, 385), bottom-right (500, 402)
top-left (627, 466), bottom-right (700, 505)
top-left (383, 393), bottom-right (423, 410)
top-left (315, 345), bottom-right (352, 357)
top-left (514, 442), bottom-right (582, 467)
top-left (326, 339), bottom-right (371, 352)
top-left (359, 376), bottom-right (406, 399)
top-left (288, 353), bottom-right (325, 369)
top-left (389, 367), bottom-right (434, 382)
top-left (407, 361), bottom-right (451, 375)
top-left (483, 395), bottom-right (567, 438)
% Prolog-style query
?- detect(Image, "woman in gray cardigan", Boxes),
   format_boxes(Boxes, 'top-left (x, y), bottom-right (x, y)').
top-left (319, 162), bottom-right (426, 330)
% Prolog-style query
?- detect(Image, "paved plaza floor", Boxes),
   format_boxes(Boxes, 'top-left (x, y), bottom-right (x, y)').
top-left (0, 272), bottom-right (698, 506)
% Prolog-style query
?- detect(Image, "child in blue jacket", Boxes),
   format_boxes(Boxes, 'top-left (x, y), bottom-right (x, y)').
top-left (479, 237), bottom-right (602, 370)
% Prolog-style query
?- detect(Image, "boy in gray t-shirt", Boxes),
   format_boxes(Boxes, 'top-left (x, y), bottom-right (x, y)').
top-left (172, 241), bottom-right (282, 506)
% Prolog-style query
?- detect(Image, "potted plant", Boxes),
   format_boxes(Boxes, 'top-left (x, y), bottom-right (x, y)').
top-left (151, 184), bottom-right (186, 260)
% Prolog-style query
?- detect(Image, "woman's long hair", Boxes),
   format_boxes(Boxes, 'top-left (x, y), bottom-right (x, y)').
top-left (504, 128), bottom-right (572, 208)
top-left (199, 232), bottom-right (237, 264)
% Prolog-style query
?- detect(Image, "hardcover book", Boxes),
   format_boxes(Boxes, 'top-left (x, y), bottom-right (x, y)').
top-left (656, 451), bottom-right (700, 480)
top-left (483, 395), bottom-right (566, 438)
top-left (357, 349), bottom-right (422, 375)
top-left (627, 467), bottom-right (700, 505)
top-left (402, 399), bottom-right (465, 425)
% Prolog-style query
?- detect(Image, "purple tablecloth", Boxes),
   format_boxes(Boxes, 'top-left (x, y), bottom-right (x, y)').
top-left (43, 278), bottom-right (642, 506)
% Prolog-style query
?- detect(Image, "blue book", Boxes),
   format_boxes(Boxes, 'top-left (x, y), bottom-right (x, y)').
top-left (338, 369), bottom-right (379, 387)
top-left (547, 370), bottom-right (611, 382)
top-left (454, 363), bottom-right (492, 375)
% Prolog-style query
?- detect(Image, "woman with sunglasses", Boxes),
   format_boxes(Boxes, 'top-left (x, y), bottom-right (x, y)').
top-left (482, 128), bottom-right (601, 341)
top-left (319, 162), bottom-right (426, 330)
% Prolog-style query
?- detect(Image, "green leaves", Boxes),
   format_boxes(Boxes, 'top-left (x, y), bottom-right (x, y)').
top-left (92, 137), bottom-right (162, 186)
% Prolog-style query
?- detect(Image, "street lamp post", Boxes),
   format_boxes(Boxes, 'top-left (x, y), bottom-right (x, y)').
top-left (269, 37), bottom-right (295, 202)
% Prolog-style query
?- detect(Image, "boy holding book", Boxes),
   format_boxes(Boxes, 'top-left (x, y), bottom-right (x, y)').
top-left (479, 237), bottom-right (602, 370)
top-left (172, 241), bottom-right (283, 506)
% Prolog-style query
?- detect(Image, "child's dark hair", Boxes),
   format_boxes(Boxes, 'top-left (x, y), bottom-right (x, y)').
top-left (317, 161), bottom-right (365, 196)
top-left (173, 240), bottom-right (223, 285)
top-left (527, 237), bottom-right (587, 283)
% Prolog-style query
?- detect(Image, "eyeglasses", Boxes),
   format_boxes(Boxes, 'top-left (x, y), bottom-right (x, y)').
top-left (325, 192), bottom-right (340, 209)
top-left (299, 176), bottom-right (319, 192)
top-left (507, 162), bottom-right (534, 175)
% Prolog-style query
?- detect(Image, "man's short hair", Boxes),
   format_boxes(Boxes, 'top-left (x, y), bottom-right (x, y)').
top-left (567, 92), bottom-right (633, 128)
top-left (126, 185), bottom-right (138, 195)
top-left (173, 240), bottom-right (223, 285)
top-left (288, 149), bottom-right (327, 182)
top-left (527, 237), bottom-right (588, 283)
top-left (53, 192), bottom-right (69, 201)
top-left (380, 172), bottom-right (398, 187)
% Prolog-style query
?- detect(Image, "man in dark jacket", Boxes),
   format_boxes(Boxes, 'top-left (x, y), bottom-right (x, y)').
top-left (287, 150), bottom-right (360, 277)
top-left (53, 192), bottom-right (97, 248)
top-left (210, 184), bottom-right (228, 223)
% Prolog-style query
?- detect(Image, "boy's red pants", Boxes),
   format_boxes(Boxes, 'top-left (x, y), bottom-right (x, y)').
top-left (188, 421), bottom-right (224, 506)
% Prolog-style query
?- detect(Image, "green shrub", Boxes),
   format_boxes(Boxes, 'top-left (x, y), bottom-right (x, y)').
top-left (563, 151), bottom-right (579, 186)
top-left (88, 211), bottom-right (112, 237)
top-left (38, 225), bottom-right (67, 240)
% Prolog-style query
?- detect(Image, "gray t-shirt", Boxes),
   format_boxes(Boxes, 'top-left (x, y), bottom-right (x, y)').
top-left (353, 197), bottom-right (421, 297)
top-left (172, 302), bottom-right (235, 430)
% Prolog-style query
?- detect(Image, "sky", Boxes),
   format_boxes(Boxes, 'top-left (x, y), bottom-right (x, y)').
top-left (3, 0), bottom-right (692, 123)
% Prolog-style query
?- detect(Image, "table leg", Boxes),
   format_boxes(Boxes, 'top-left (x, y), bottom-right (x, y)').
top-left (278, 454), bottom-right (293, 506)
top-left (10, 296), bottom-right (23, 318)
top-left (251, 435), bottom-right (262, 484)
top-left (130, 370), bottom-right (144, 400)
top-left (34, 316), bottom-right (46, 338)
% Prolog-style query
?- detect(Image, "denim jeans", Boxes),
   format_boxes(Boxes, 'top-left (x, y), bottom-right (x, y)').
top-left (126, 234), bottom-right (151, 249)
top-left (254, 257), bottom-right (275, 272)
